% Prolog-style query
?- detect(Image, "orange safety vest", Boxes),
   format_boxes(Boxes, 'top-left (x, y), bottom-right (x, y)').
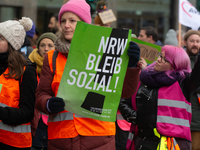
top-left (167, 137), bottom-right (180, 150)
top-left (47, 50), bottom-right (115, 139)
top-left (0, 68), bottom-right (32, 148)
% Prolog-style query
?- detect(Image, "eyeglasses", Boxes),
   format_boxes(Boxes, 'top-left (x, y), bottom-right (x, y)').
top-left (157, 52), bottom-right (170, 63)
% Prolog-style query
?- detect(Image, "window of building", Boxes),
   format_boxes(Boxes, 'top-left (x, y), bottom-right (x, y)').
top-left (0, 6), bottom-right (22, 22)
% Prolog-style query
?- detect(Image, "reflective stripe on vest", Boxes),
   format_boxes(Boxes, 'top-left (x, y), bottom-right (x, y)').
top-left (127, 132), bottom-right (134, 141)
top-left (157, 116), bottom-right (189, 127)
top-left (48, 112), bottom-right (91, 122)
top-left (48, 112), bottom-right (73, 122)
top-left (158, 99), bottom-right (191, 113)
top-left (0, 121), bottom-right (31, 133)
top-left (117, 113), bottom-right (124, 120)
top-left (75, 114), bottom-right (88, 118)
top-left (0, 103), bottom-right (7, 107)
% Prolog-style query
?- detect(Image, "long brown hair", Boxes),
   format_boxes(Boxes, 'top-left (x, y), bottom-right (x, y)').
top-left (4, 44), bottom-right (27, 80)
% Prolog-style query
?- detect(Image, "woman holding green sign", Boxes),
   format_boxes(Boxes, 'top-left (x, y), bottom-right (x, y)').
top-left (119, 45), bottom-right (200, 150)
top-left (35, 0), bottom-right (140, 149)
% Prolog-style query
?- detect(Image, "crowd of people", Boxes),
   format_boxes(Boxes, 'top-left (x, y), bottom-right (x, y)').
top-left (0, 0), bottom-right (200, 150)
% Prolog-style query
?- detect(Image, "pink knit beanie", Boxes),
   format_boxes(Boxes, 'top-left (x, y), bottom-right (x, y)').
top-left (58, 0), bottom-right (91, 24)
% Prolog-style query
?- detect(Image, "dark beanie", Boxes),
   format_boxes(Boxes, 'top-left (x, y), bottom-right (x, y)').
top-left (37, 32), bottom-right (57, 48)
top-left (184, 30), bottom-right (200, 41)
top-left (26, 21), bottom-right (36, 38)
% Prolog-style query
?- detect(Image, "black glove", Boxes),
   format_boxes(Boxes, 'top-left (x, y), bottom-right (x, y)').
top-left (0, 106), bottom-right (9, 121)
top-left (119, 98), bottom-right (137, 124)
top-left (48, 97), bottom-right (65, 114)
top-left (126, 111), bottom-right (137, 124)
top-left (127, 41), bottom-right (140, 67)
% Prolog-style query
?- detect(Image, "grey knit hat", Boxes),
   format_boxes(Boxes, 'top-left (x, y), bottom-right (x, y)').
top-left (164, 29), bottom-right (178, 46)
top-left (0, 17), bottom-right (33, 50)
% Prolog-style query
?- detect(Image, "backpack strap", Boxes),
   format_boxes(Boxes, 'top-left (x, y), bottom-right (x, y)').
top-left (52, 50), bottom-right (58, 77)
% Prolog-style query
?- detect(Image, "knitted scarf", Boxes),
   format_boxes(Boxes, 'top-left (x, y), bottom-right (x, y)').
top-left (140, 64), bottom-right (188, 88)
top-left (28, 49), bottom-right (43, 74)
top-left (54, 34), bottom-right (70, 53)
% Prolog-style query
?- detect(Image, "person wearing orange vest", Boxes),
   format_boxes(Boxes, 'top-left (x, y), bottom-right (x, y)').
top-left (35, 0), bottom-right (141, 150)
top-left (0, 17), bottom-right (37, 150)
top-left (119, 45), bottom-right (200, 150)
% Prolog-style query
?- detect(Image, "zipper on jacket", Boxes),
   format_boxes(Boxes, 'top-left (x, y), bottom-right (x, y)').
top-left (141, 90), bottom-right (151, 100)
top-left (140, 84), bottom-right (151, 100)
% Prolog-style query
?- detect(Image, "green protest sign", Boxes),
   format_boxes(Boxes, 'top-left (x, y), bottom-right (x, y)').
top-left (131, 38), bottom-right (161, 64)
top-left (57, 21), bottom-right (132, 122)
top-left (0, 84), bottom-right (2, 92)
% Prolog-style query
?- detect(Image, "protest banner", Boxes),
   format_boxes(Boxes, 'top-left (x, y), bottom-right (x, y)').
top-left (56, 21), bottom-right (132, 122)
top-left (132, 38), bottom-right (161, 64)
top-left (98, 9), bottom-right (117, 24)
